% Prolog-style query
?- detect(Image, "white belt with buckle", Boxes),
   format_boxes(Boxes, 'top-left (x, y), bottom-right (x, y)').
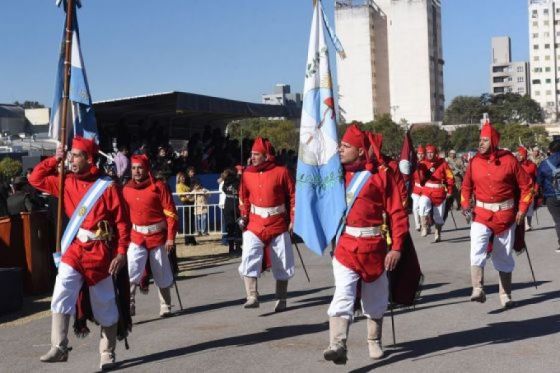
top-left (424, 182), bottom-right (443, 189)
top-left (475, 199), bottom-right (514, 212)
top-left (414, 183), bottom-right (422, 187)
top-left (76, 228), bottom-right (104, 243)
top-left (250, 204), bottom-right (286, 218)
top-left (133, 221), bottom-right (166, 234)
top-left (344, 226), bottom-right (381, 238)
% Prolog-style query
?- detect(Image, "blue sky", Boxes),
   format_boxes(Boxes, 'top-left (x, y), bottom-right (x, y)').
top-left (0, 0), bottom-right (529, 107)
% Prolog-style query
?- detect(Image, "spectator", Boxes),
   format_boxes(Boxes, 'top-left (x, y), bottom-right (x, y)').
top-left (7, 176), bottom-right (41, 215)
top-left (218, 175), bottom-right (227, 245)
top-left (114, 144), bottom-right (131, 184)
top-left (192, 180), bottom-right (209, 236)
top-left (174, 148), bottom-right (190, 174)
top-left (530, 146), bottom-right (545, 166)
top-left (186, 166), bottom-right (196, 186)
top-left (221, 168), bottom-right (242, 256)
top-left (153, 146), bottom-right (174, 181)
top-left (176, 171), bottom-right (197, 246)
top-left (536, 139), bottom-right (560, 252)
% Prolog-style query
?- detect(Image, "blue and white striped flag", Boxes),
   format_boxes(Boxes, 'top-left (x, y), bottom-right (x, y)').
top-left (49, 0), bottom-right (98, 144)
top-left (294, 0), bottom-right (345, 256)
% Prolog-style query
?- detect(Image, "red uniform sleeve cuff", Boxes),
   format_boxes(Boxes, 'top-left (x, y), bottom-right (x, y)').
top-left (117, 246), bottom-right (127, 256)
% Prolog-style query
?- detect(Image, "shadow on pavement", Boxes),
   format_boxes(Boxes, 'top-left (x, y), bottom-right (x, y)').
top-left (0, 296), bottom-right (51, 325)
top-left (349, 313), bottom-right (560, 373)
top-left (258, 295), bottom-right (333, 317)
top-left (117, 322), bottom-right (328, 370)
top-left (487, 289), bottom-right (560, 315)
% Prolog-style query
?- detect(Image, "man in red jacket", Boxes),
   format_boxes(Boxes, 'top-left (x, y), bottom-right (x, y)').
top-left (411, 145), bottom-right (426, 232)
top-left (238, 137), bottom-right (296, 312)
top-left (123, 154), bottom-right (178, 317)
top-left (323, 124), bottom-right (408, 365)
top-left (517, 146), bottom-right (538, 231)
top-left (417, 144), bottom-right (454, 242)
top-left (29, 137), bottom-right (130, 370)
top-left (461, 122), bottom-right (533, 308)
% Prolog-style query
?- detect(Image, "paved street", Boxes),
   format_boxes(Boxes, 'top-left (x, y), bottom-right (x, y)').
top-left (1, 210), bottom-right (559, 373)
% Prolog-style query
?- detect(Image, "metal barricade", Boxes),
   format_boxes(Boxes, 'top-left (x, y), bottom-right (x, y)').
top-left (173, 190), bottom-right (224, 237)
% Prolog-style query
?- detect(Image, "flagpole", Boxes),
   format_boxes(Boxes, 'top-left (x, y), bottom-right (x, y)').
top-left (55, 0), bottom-right (75, 255)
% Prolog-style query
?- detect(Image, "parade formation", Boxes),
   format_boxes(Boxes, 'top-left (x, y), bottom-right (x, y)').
top-left (4, 0), bottom-right (560, 372)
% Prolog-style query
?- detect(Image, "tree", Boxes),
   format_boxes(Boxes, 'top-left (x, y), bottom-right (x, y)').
top-left (362, 114), bottom-right (405, 156)
top-left (410, 125), bottom-right (450, 150)
top-left (449, 125), bottom-right (480, 152)
top-left (443, 96), bottom-right (485, 125)
top-left (493, 123), bottom-right (549, 150)
top-left (0, 157), bottom-right (22, 180)
top-left (13, 101), bottom-right (45, 109)
top-left (488, 93), bottom-right (543, 124)
top-left (227, 118), bottom-right (299, 151)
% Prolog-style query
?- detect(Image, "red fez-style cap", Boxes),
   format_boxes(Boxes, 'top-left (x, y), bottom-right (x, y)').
top-left (417, 145), bottom-right (425, 154)
top-left (480, 120), bottom-right (500, 148)
top-left (425, 144), bottom-right (437, 154)
top-left (517, 146), bottom-right (528, 157)
top-left (131, 154), bottom-right (151, 170)
top-left (72, 136), bottom-right (98, 162)
top-left (341, 123), bottom-right (366, 150)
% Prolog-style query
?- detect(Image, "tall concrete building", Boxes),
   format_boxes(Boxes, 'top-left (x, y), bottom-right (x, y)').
top-left (490, 36), bottom-right (529, 96)
top-left (528, 0), bottom-right (560, 121)
top-left (261, 84), bottom-right (302, 107)
top-left (335, 0), bottom-right (444, 125)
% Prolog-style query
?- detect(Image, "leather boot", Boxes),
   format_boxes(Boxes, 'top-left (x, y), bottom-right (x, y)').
top-left (323, 317), bottom-right (349, 365)
top-left (243, 277), bottom-right (259, 308)
top-left (420, 216), bottom-right (428, 237)
top-left (40, 313), bottom-right (70, 362)
top-left (367, 318), bottom-right (384, 359)
top-left (415, 214), bottom-right (421, 232)
top-left (434, 224), bottom-right (442, 243)
top-left (470, 266), bottom-right (486, 303)
top-left (158, 286), bottom-right (173, 317)
top-left (498, 271), bottom-right (514, 308)
top-left (129, 283), bottom-right (137, 317)
top-left (99, 323), bottom-right (118, 371)
top-left (525, 217), bottom-right (532, 231)
top-left (274, 280), bottom-right (288, 312)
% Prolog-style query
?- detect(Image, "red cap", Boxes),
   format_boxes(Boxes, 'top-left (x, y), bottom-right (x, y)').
top-left (517, 146), bottom-right (528, 158)
top-left (341, 123), bottom-right (366, 149)
top-left (417, 145), bottom-right (425, 154)
top-left (251, 137), bottom-right (275, 159)
top-left (426, 144), bottom-right (437, 154)
top-left (366, 131), bottom-right (382, 162)
top-left (72, 136), bottom-right (98, 162)
top-left (480, 120), bottom-right (500, 149)
top-left (131, 154), bottom-right (150, 170)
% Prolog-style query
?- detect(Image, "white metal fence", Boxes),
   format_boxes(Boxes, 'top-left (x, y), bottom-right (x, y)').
top-left (173, 190), bottom-right (224, 237)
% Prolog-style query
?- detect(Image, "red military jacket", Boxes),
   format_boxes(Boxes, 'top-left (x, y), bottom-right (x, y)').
top-left (419, 158), bottom-right (454, 206)
top-left (123, 178), bottom-right (178, 249)
top-left (335, 164), bottom-right (409, 283)
top-left (520, 159), bottom-right (539, 194)
top-left (29, 157), bottom-right (130, 285)
top-left (383, 155), bottom-right (408, 208)
top-left (411, 162), bottom-right (428, 195)
top-left (239, 164), bottom-right (295, 242)
top-left (461, 150), bottom-right (533, 234)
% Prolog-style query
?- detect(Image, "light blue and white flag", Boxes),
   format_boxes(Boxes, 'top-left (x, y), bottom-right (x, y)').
top-left (49, 0), bottom-right (98, 144)
top-left (294, 0), bottom-right (345, 256)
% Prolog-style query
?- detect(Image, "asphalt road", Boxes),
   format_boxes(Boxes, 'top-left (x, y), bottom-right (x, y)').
top-left (1, 209), bottom-right (559, 372)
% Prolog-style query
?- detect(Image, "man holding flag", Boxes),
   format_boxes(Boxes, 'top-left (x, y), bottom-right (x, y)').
top-left (323, 124), bottom-right (408, 364)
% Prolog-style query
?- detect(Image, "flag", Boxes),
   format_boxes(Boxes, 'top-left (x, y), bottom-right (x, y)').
top-left (49, 0), bottom-right (98, 144)
top-left (398, 130), bottom-right (417, 192)
top-left (294, 0), bottom-right (345, 256)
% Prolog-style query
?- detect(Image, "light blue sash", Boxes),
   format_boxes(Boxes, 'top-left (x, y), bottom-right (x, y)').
top-left (54, 176), bottom-right (113, 267)
top-left (335, 170), bottom-right (372, 243)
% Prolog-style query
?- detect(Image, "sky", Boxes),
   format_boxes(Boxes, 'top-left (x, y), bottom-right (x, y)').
top-left (0, 0), bottom-right (529, 108)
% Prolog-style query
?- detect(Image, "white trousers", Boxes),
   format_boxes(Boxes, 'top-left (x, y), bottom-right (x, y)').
top-left (51, 263), bottom-right (118, 327)
top-left (411, 193), bottom-right (421, 229)
top-left (238, 230), bottom-right (295, 281)
top-left (327, 258), bottom-right (388, 321)
top-left (418, 195), bottom-right (446, 225)
top-left (128, 243), bottom-right (174, 289)
top-left (470, 221), bottom-right (516, 273)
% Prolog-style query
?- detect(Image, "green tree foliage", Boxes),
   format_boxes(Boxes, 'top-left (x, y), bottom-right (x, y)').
top-left (410, 125), bottom-right (449, 150)
top-left (450, 125), bottom-right (480, 152)
top-left (493, 123), bottom-right (549, 150)
top-left (12, 101), bottom-right (45, 109)
top-left (360, 114), bottom-right (405, 156)
top-left (227, 118), bottom-right (299, 151)
top-left (0, 157), bottom-right (22, 180)
top-left (444, 96), bottom-right (485, 125)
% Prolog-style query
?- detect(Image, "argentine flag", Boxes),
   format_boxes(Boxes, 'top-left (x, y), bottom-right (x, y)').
top-left (49, 0), bottom-right (98, 144)
top-left (294, 0), bottom-right (345, 256)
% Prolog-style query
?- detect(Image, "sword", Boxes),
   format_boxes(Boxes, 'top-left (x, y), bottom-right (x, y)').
top-left (449, 208), bottom-right (458, 230)
top-left (291, 235), bottom-right (311, 283)
top-left (387, 271), bottom-right (397, 345)
top-left (525, 246), bottom-right (538, 290)
top-left (535, 207), bottom-right (539, 225)
top-left (168, 251), bottom-right (184, 310)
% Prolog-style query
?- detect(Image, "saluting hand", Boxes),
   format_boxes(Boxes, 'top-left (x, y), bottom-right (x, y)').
top-left (385, 250), bottom-right (401, 272)
top-left (109, 253), bottom-right (126, 277)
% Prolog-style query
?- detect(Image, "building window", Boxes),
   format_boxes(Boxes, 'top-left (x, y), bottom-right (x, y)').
top-left (545, 44), bottom-right (551, 49)
top-left (544, 20), bottom-right (550, 26)
top-left (533, 79), bottom-right (542, 84)
top-left (548, 101), bottom-right (555, 106)
top-left (544, 8), bottom-right (549, 15)
top-left (533, 21), bottom-right (538, 27)
top-left (547, 90), bottom-right (552, 95)
top-left (517, 66), bottom-right (524, 72)
top-left (545, 55), bottom-right (551, 60)
top-left (545, 32), bottom-right (551, 37)
top-left (535, 91), bottom-right (541, 96)
top-left (534, 56), bottom-right (540, 61)
top-left (546, 67), bottom-right (552, 72)
top-left (533, 33), bottom-right (539, 38)
top-left (534, 67), bottom-right (543, 73)
top-left (546, 78), bottom-right (552, 83)
top-left (518, 88), bottom-right (525, 93)
top-left (534, 44), bottom-right (539, 50)
top-left (532, 9), bottom-right (538, 17)
top-left (518, 77), bottom-right (524, 83)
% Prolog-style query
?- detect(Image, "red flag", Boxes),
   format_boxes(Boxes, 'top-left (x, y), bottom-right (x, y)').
top-left (399, 130), bottom-right (417, 188)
